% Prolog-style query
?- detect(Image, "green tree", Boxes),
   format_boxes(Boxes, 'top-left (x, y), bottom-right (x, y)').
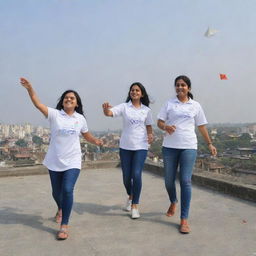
top-left (32, 135), bottom-right (43, 145)
top-left (15, 139), bottom-right (28, 148)
top-left (87, 143), bottom-right (99, 153)
top-left (149, 140), bottom-right (162, 158)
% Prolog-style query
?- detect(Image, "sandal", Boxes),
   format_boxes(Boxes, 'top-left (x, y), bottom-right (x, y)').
top-left (166, 203), bottom-right (176, 217)
top-left (56, 227), bottom-right (68, 240)
top-left (55, 211), bottom-right (62, 224)
top-left (179, 220), bottom-right (190, 234)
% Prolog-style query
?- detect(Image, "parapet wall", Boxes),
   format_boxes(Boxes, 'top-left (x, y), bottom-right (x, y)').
top-left (144, 162), bottom-right (256, 203)
top-left (0, 160), bottom-right (255, 203)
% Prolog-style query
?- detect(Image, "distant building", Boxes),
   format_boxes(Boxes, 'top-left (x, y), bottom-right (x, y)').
top-left (196, 158), bottom-right (225, 174)
top-left (13, 153), bottom-right (31, 161)
top-left (237, 147), bottom-right (256, 156)
top-left (247, 124), bottom-right (256, 135)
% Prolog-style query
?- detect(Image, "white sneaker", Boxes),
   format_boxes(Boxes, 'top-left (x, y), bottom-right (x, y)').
top-left (124, 198), bottom-right (132, 212)
top-left (131, 208), bottom-right (140, 219)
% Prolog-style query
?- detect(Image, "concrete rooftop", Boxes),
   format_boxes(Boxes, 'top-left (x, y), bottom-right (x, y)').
top-left (0, 167), bottom-right (256, 256)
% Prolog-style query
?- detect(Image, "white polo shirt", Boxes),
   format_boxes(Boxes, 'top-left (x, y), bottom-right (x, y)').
top-left (43, 107), bottom-right (88, 172)
top-left (111, 101), bottom-right (153, 150)
top-left (157, 97), bottom-right (207, 149)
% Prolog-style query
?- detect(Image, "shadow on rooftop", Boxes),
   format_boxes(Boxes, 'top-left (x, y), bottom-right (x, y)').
top-left (0, 207), bottom-right (56, 235)
top-left (73, 202), bottom-right (179, 229)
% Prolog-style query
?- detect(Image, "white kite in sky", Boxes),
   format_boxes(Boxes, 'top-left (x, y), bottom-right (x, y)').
top-left (204, 27), bottom-right (218, 37)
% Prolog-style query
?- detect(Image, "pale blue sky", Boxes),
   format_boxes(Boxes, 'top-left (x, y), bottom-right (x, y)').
top-left (1, 0), bottom-right (256, 130)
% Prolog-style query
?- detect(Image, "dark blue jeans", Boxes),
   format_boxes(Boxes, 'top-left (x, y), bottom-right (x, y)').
top-left (162, 147), bottom-right (197, 219)
top-left (48, 168), bottom-right (80, 225)
top-left (119, 148), bottom-right (147, 204)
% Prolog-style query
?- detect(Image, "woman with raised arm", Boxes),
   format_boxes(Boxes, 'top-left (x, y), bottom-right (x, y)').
top-left (20, 77), bottom-right (103, 240)
top-left (157, 75), bottom-right (217, 234)
top-left (102, 82), bottom-right (153, 219)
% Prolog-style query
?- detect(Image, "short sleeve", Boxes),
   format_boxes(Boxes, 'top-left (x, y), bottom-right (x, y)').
top-left (111, 103), bottom-right (125, 117)
top-left (157, 101), bottom-right (168, 121)
top-left (47, 107), bottom-right (58, 122)
top-left (81, 116), bottom-right (89, 133)
top-left (195, 103), bottom-right (208, 126)
top-left (145, 109), bottom-right (154, 125)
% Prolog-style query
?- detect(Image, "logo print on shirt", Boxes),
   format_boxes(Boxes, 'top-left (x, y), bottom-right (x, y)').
top-left (129, 119), bottom-right (143, 125)
top-left (59, 128), bottom-right (76, 136)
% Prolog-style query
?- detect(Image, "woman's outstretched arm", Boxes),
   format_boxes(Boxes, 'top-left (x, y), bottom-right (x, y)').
top-left (20, 77), bottom-right (48, 117)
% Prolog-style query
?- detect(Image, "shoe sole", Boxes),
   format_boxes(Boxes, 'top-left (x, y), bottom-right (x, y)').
top-left (123, 207), bottom-right (131, 212)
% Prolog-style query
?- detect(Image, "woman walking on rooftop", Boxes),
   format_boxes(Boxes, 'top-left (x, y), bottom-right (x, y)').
top-left (157, 75), bottom-right (217, 234)
top-left (20, 77), bottom-right (103, 240)
top-left (102, 82), bottom-right (153, 219)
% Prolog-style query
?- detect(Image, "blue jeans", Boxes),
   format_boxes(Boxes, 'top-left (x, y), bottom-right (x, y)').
top-left (119, 148), bottom-right (147, 204)
top-left (162, 147), bottom-right (197, 219)
top-left (48, 168), bottom-right (80, 225)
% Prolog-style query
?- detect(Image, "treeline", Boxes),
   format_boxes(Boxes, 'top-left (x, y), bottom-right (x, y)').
top-left (198, 133), bottom-right (253, 154)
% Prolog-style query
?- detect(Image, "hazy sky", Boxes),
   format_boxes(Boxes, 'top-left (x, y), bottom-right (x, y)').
top-left (1, 0), bottom-right (256, 130)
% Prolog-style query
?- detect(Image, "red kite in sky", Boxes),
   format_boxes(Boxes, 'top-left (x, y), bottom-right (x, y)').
top-left (219, 74), bottom-right (228, 80)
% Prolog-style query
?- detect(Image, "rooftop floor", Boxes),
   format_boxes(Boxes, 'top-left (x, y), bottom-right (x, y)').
top-left (0, 167), bottom-right (256, 256)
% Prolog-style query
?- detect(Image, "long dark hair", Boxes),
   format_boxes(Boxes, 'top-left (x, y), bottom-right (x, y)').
top-left (174, 75), bottom-right (193, 99)
top-left (56, 90), bottom-right (85, 116)
top-left (125, 82), bottom-right (150, 107)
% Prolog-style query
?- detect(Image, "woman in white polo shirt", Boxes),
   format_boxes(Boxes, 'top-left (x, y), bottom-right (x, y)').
top-left (157, 75), bottom-right (217, 234)
top-left (20, 77), bottom-right (103, 240)
top-left (102, 82), bottom-right (153, 219)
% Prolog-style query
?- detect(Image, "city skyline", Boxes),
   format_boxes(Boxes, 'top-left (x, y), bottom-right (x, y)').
top-left (1, 0), bottom-right (256, 130)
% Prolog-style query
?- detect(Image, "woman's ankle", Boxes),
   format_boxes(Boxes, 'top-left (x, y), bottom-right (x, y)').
top-left (180, 219), bottom-right (188, 225)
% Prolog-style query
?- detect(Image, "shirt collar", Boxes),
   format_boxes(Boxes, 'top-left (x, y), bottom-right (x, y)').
top-left (127, 100), bottom-right (133, 107)
top-left (60, 109), bottom-right (78, 117)
top-left (127, 100), bottom-right (144, 109)
top-left (174, 97), bottom-right (193, 104)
